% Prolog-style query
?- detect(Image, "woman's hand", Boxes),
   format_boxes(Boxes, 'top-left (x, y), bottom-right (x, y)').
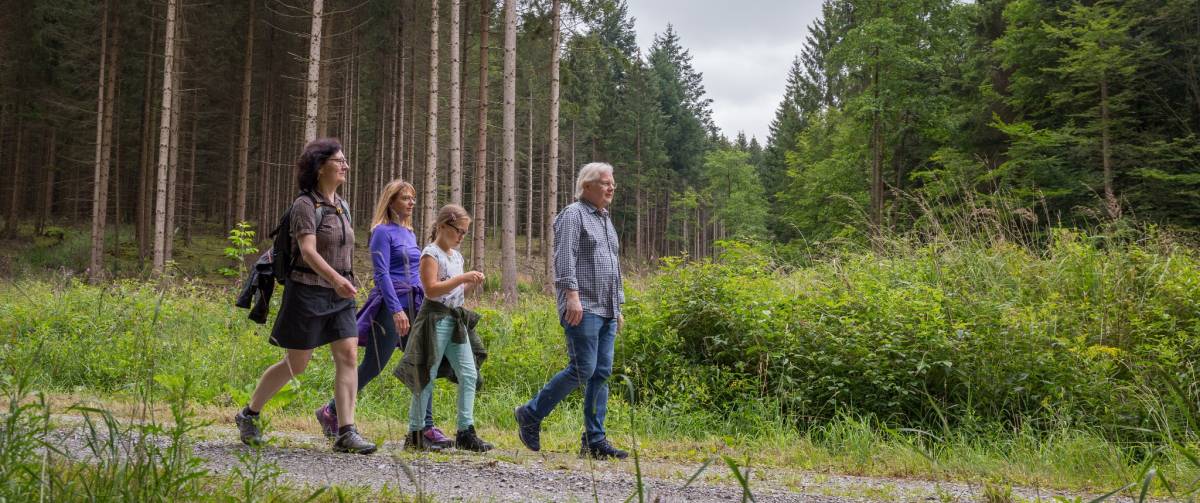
top-left (333, 275), bottom-right (357, 299)
top-left (393, 310), bottom-right (410, 335)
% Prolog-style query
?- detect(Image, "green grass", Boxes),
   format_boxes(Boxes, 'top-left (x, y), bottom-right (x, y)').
top-left (1, 274), bottom-right (1197, 497)
top-left (2, 224), bottom-right (1200, 500)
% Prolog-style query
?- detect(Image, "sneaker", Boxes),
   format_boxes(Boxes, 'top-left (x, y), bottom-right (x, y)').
top-left (581, 436), bottom-right (628, 460)
top-left (315, 404), bottom-right (338, 439)
top-left (235, 410), bottom-right (264, 447)
top-left (405, 429), bottom-right (446, 452)
top-left (455, 425), bottom-right (494, 453)
top-left (333, 427), bottom-right (377, 455)
top-left (514, 405), bottom-right (541, 452)
top-left (423, 426), bottom-right (454, 449)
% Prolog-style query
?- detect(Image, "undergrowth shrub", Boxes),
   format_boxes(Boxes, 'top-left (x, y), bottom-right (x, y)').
top-left (620, 232), bottom-right (1200, 438)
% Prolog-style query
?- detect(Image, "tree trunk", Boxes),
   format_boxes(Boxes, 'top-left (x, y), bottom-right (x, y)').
top-left (544, 0), bottom-right (561, 291)
top-left (869, 58), bottom-right (883, 243)
top-left (40, 129), bottom-right (56, 233)
top-left (501, 0), bottom-right (518, 304)
top-left (303, 0), bottom-right (324, 143)
top-left (137, 18), bottom-right (157, 260)
top-left (5, 123), bottom-right (22, 237)
top-left (525, 83), bottom-right (533, 261)
top-left (449, 0), bottom-right (463, 206)
top-left (90, 0), bottom-right (115, 279)
top-left (1100, 78), bottom-right (1119, 219)
top-left (471, 0), bottom-right (491, 275)
top-left (317, 15), bottom-right (332, 139)
top-left (165, 37), bottom-right (183, 267)
top-left (236, 0), bottom-right (255, 224)
top-left (185, 94), bottom-right (198, 246)
top-left (153, 0), bottom-right (179, 276)
top-left (424, 0), bottom-right (441, 234)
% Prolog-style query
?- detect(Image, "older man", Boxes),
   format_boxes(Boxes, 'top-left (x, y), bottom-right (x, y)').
top-left (515, 162), bottom-right (628, 460)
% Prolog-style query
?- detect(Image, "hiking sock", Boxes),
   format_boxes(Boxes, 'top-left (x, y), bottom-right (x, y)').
top-left (338, 424), bottom-right (355, 435)
top-left (242, 406), bottom-right (260, 417)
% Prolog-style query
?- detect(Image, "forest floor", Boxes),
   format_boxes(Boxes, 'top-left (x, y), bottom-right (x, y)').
top-left (44, 409), bottom-right (1145, 503)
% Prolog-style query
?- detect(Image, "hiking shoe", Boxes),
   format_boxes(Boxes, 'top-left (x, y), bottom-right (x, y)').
top-left (405, 429), bottom-right (446, 452)
top-left (581, 436), bottom-right (628, 460)
top-left (235, 410), bottom-right (264, 447)
top-left (315, 404), bottom-right (338, 439)
top-left (423, 426), bottom-right (454, 449)
top-left (455, 425), bottom-right (494, 453)
top-left (514, 405), bottom-right (541, 452)
top-left (333, 427), bottom-right (377, 455)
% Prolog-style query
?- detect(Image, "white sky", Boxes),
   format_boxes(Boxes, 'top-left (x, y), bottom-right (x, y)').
top-left (624, 0), bottom-right (822, 143)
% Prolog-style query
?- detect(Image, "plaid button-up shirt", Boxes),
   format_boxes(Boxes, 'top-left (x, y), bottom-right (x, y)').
top-left (553, 199), bottom-right (625, 319)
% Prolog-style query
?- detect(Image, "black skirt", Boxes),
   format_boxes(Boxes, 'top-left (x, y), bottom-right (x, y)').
top-left (269, 280), bottom-right (357, 350)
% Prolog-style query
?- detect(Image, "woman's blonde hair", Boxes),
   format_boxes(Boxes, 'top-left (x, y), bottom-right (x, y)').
top-left (428, 204), bottom-right (471, 243)
top-left (370, 179), bottom-right (417, 231)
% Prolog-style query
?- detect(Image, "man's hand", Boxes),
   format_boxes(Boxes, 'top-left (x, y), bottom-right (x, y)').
top-left (565, 291), bottom-right (583, 327)
top-left (333, 275), bottom-right (357, 299)
top-left (617, 313), bottom-right (624, 333)
top-left (393, 311), bottom-right (410, 336)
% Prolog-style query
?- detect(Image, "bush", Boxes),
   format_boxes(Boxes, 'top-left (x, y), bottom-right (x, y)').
top-left (619, 231), bottom-right (1200, 437)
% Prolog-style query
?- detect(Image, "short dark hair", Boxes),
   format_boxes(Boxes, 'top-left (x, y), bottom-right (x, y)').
top-left (296, 138), bottom-right (343, 192)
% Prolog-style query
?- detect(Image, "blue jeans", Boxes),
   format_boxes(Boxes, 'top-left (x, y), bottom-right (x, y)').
top-left (409, 318), bottom-right (478, 431)
top-left (524, 312), bottom-right (617, 445)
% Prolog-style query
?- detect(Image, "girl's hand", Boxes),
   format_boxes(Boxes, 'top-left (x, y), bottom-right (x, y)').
top-left (333, 275), bottom-right (357, 299)
top-left (460, 271), bottom-right (484, 285)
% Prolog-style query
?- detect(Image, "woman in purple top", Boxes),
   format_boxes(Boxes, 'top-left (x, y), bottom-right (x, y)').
top-left (315, 180), bottom-right (452, 449)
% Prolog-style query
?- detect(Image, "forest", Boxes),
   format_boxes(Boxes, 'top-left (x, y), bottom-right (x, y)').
top-left (1, 0), bottom-right (1200, 501)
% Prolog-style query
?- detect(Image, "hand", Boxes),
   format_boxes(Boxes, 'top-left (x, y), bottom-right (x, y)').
top-left (333, 275), bottom-right (357, 299)
top-left (393, 311), bottom-right (410, 336)
top-left (460, 271), bottom-right (485, 286)
top-left (617, 313), bottom-right (624, 333)
top-left (565, 297), bottom-right (583, 327)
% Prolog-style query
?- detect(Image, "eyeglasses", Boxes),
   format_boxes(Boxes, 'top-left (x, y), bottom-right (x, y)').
top-left (329, 157), bottom-right (350, 166)
top-left (593, 181), bottom-right (617, 190)
top-left (444, 223), bottom-right (465, 237)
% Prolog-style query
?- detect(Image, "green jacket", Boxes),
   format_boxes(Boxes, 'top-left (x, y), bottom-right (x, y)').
top-left (393, 299), bottom-right (488, 395)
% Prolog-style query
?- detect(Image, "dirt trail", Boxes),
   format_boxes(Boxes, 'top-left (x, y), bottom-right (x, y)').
top-left (47, 414), bottom-right (1139, 502)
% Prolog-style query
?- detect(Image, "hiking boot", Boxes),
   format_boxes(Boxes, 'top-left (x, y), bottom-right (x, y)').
top-left (514, 405), bottom-right (541, 452)
top-left (423, 426), bottom-right (454, 449)
top-left (235, 410), bottom-right (264, 447)
top-left (580, 436), bottom-right (628, 460)
top-left (405, 429), bottom-right (446, 452)
top-left (332, 426), bottom-right (377, 455)
top-left (315, 404), bottom-right (338, 439)
top-left (455, 425), bottom-right (494, 453)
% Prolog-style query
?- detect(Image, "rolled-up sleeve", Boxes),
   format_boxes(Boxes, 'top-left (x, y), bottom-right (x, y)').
top-left (553, 207), bottom-right (580, 293)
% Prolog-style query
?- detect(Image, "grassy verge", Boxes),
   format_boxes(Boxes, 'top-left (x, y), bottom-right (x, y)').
top-left (2, 274), bottom-right (1197, 498)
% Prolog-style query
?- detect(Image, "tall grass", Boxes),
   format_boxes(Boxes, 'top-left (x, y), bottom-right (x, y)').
top-left (2, 222), bottom-right (1199, 497)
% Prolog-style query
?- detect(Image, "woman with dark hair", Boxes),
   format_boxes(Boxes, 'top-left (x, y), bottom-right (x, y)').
top-left (313, 179), bottom-right (453, 450)
top-left (234, 138), bottom-right (376, 454)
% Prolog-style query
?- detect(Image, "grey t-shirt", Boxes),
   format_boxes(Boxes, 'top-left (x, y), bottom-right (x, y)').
top-left (421, 244), bottom-right (465, 308)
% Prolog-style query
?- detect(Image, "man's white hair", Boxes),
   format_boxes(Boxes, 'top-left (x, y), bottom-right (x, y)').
top-left (574, 162), bottom-right (614, 200)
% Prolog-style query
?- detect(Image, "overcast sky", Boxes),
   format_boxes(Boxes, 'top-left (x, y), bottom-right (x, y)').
top-left (623, 1), bottom-right (821, 143)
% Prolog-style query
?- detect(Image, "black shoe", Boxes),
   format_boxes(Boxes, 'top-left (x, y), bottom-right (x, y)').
top-left (455, 425), bottom-right (494, 452)
top-left (581, 436), bottom-right (628, 460)
top-left (405, 429), bottom-right (446, 452)
top-left (514, 406), bottom-right (541, 452)
top-left (333, 427), bottom-right (377, 455)
top-left (235, 411), bottom-right (264, 447)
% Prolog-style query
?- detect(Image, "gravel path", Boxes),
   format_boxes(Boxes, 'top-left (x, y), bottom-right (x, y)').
top-left (45, 414), bottom-right (1144, 502)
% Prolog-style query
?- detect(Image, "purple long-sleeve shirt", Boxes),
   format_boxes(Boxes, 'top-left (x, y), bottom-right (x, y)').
top-left (371, 223), bottom-right (422, 315)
